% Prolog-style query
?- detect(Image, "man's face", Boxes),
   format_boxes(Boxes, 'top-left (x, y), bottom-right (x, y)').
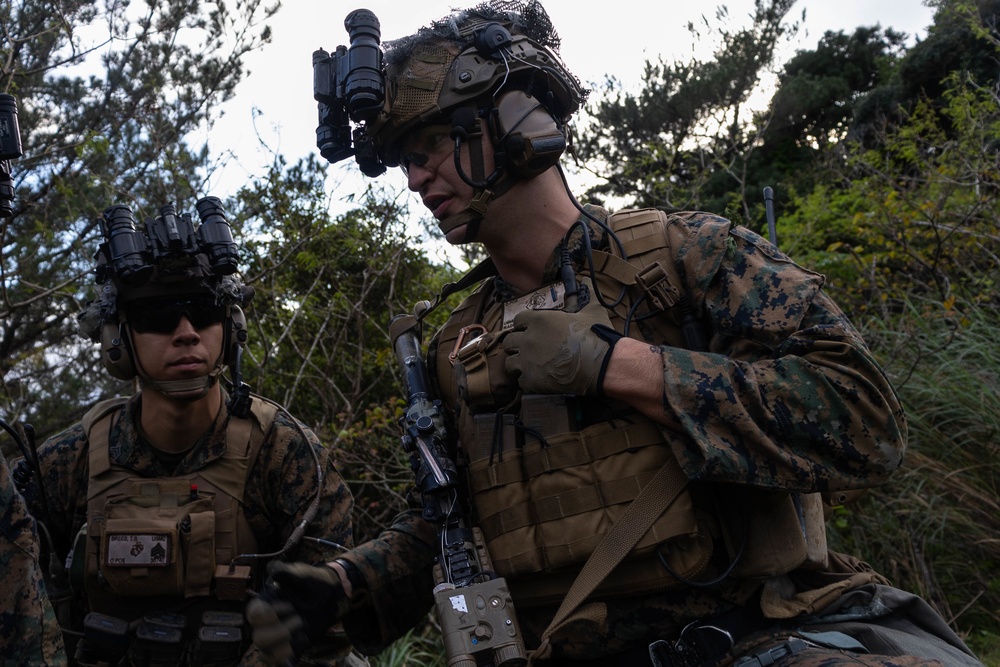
top-left (125, 296), bottom-right (226, 384)
top-left (400, 122), bottom-right (496, 244)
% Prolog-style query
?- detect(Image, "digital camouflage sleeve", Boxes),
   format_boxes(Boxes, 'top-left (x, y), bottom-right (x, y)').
top-left (0, 452), bottom-right (66, 665)
top-left (653, 211), bottom-right (905, 491)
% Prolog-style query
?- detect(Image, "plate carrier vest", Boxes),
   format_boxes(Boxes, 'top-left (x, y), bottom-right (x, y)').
top-left (431, 209), bottom-right (830, 609)
top-left (80, 394), bottom-right (278, 618)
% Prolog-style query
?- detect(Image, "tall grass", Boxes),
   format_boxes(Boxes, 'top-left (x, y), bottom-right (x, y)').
top-left (840, 298), bottom-right (1000, 662)
top-left (368, 625), bottom-right (444, 667)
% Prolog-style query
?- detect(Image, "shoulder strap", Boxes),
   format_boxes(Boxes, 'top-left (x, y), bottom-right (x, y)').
top-left (203, 393), bottom-right (281, 501)
top-left (593, 208), bottom-right (684, 310)
top-left (595, 208), bottom-right (709, 351)
top-left (227, 392), bottom-right (280, 461)
top-left (84, 397), bottom-right (130, 479)
top-left (529, 460), bottom-right (690, 663)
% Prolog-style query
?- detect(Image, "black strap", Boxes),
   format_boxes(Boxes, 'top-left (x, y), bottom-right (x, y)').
top-left (418, 258), bottom-right (498, 323)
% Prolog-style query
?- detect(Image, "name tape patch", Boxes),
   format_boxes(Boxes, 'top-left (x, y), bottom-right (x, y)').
top-left (105, 534), bottom-right (171, 567)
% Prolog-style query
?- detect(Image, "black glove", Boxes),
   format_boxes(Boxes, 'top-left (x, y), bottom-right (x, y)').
top-left (246, 561), bottom-right (351, 665)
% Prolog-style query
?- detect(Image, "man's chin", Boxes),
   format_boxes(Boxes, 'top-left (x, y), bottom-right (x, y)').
top-left (140, 374), bottom-right (217, 401)
top-left (444, 224), bottom-right (469, 245)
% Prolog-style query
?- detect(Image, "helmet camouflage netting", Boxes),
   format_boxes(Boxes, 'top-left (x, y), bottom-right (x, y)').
top-left (372, 0), bottom-right (587, 165)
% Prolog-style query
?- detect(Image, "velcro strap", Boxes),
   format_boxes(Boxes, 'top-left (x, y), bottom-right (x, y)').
top-left (590, 249), bottom-right (642, 286)
top-left (625, 231), bottom-right (669, 256)
top-left (184, 512), bottom-right (215, 598)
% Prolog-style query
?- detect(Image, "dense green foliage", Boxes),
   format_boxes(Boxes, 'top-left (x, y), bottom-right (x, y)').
top-left (2, 0), bottom-right (999, 663)
top-left (574, 0), bottom-right (1000, 653)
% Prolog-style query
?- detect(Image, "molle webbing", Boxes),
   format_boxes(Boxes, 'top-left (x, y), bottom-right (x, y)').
top-left (470, 423), bottom-right (697, 574)
top-left (468, 418), bottom-right (665, 491)
top-left (470, 418), bottom-right (699, 578)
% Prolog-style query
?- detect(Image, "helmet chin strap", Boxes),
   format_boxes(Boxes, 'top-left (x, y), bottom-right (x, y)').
top-left (437, 109), bottom-right (519, 243)
top-left (127, 325), bottom-right (226, 401)
top-left (138, 368), bottom-right (222, 402)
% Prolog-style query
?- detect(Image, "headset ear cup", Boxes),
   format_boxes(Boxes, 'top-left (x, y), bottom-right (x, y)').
top-left (493, 90), bottom-right (566, 178)
top-left (100, 321), bottom-right (137, 380)
top-left (226, 305), bottom-right (248, 367)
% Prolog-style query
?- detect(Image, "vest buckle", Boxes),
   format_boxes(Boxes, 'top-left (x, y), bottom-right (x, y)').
top-left (635, 262), bottom-right (680, 311)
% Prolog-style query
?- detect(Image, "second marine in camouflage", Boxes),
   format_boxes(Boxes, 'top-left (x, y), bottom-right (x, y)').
top-left (15, 198), bottom-right (360, 666)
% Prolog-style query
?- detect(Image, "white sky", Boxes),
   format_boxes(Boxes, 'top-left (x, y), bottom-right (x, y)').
top-left (203, 0), bottom-right (936, 250)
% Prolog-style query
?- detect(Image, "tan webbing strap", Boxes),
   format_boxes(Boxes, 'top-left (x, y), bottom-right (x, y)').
top-left (530, 460), bottom-right (690, 663)
top-left (84, 398), bottom-right (130, 497)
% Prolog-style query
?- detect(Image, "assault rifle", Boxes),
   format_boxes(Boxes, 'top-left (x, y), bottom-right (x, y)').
top-left (390, 307), bottom-right (527, 667)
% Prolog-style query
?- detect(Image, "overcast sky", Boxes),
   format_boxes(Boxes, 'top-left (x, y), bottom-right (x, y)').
top-left (202, 0), bottom-right (937, 223)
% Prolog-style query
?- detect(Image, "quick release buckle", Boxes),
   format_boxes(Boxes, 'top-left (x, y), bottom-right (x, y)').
top-left (635, 261), bottom-right (680, 311)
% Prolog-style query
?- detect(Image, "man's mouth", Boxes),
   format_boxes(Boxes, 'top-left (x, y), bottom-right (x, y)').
top-left (424, 195), bottom-right (450, 218)
top-left (169, 356), bottom-right (204, 370)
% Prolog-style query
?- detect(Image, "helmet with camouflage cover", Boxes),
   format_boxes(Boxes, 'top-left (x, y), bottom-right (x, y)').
top-left (371, 0), bottom-right (588, 237)
top-left (77, 198), bottom-right (253, 399)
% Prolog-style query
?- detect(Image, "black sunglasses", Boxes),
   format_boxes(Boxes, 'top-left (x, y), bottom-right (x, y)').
top-left (127, 297), bottom-right (227, 334)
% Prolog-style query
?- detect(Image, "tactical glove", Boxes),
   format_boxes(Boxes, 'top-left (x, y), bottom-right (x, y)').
top-left (246, 561), bottom-right (351, 666)
top-left (503, 293), bottom-right (622, 396)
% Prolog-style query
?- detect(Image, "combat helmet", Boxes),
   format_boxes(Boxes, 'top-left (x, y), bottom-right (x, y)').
top-left (77, 197), bottom-right (252, 401)
top-left (315, 0), bottom-right (587, 238)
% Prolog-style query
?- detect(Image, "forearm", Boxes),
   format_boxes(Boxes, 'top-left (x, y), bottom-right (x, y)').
top-left (601, 336), bottom-right (672, 425)
top-left (332, 508), bottom-right (438, 654)
top-left (658, 332), bottom-right (905, 492)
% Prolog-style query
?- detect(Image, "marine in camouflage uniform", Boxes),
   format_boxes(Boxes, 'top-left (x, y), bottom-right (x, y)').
top-left (1, 450), bottom-right (67, 665)
top-left (246, 2), bottom-right (985, 666)
top-left (14, 198), bottom-right (360, 667)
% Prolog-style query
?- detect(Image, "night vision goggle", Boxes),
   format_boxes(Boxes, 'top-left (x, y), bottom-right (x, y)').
top-left (97, 198), bottom-right (239, 288)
